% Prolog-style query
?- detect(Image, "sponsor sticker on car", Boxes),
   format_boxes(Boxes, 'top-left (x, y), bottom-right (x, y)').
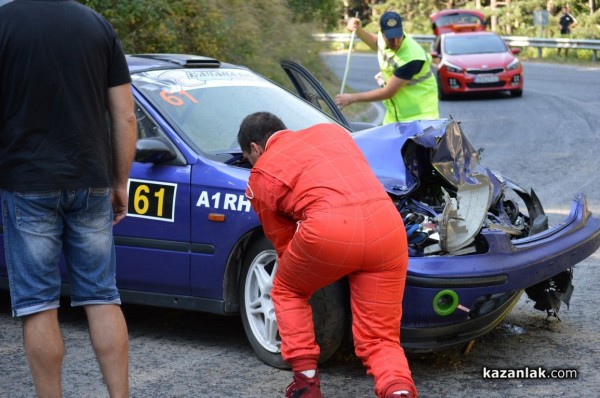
top-left (196, 191), bottom-right (252, 212)
top-left (127, 179), bottom-right (177, 221)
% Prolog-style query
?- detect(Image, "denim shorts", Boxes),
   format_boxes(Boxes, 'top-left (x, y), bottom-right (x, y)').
top-left (1, 188), bottom-right (121, 317)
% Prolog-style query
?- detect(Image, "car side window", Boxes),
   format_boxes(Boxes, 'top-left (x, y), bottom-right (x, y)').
top-left (134, 102), bottom-right (162, 140)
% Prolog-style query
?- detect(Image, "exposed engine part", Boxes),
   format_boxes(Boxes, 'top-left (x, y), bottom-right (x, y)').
top-left (389, 120), bottom-right (549, 257)
top-left (421, 175), bottom-right (492, 255)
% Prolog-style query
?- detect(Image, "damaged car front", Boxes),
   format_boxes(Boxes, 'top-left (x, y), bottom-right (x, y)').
top-left (353, 118), bottom-right (600, 352)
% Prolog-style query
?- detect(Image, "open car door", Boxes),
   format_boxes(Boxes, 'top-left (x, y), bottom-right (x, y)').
top-left (281, 59), bottom-right (375, 132)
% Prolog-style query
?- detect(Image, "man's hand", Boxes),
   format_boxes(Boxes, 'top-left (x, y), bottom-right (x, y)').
top-left (111, 186), bottom-right (128, 225)
top-left (346, 17), bottom-right (361, 33)
top-left (335, 93), bottom-right (353, 108)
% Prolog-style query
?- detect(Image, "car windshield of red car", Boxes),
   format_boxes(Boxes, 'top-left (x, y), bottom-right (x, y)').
top-left (445, 34), bottom-right (507, 55)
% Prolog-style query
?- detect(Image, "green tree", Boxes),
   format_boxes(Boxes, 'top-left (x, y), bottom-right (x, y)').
top-left (81, 0), bottom-right (332, 85)
top-left (287, 0), bottom-right (340, 29)
top-left (339, 0), bottom-right (599, 38)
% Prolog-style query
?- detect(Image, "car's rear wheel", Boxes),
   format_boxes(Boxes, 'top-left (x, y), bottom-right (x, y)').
top-left (239, 236), bottom-right (348, 369)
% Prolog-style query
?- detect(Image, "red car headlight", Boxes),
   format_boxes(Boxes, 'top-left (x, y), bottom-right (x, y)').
top-left (444, 61), bottom-right (463, 74)
top-left (507, 59), bottom-right (520, 71)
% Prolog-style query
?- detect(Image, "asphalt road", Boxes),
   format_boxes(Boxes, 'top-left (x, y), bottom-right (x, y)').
top-left (1, 55), bottom-right (599, 398)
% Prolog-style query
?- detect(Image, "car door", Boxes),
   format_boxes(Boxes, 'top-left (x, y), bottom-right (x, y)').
top-left (113, 100), bottom-right (193, 296)
top-left (280, 60), bottom-right (352, 129)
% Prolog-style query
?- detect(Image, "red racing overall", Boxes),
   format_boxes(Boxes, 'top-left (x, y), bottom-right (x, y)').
top-left (246, 123), bottom-right (416, 397)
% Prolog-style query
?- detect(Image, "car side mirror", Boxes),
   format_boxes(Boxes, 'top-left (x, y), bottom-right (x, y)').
top-left (430, 51), bottom-right (440, 59)
top-left (511, 48), bottom-right (521, 55)
top-left (135, 137), bottom-right (178, 164)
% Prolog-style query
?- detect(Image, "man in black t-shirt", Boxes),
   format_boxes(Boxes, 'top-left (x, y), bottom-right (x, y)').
top-left (558, 6), bottom-right (577, 56)
top-left (0, 1), bottom-right (136, 396)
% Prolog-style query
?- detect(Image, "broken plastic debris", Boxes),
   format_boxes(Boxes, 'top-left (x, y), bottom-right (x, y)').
top-left (425, 174), bottom-right (493, 254)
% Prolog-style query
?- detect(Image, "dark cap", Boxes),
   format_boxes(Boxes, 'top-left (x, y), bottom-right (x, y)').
top-left (380, 12), bottom-right (403, 39)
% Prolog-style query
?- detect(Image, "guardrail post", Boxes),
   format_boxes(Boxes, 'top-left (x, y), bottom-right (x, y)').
top-left (537, 47), bottom-right (543, 58)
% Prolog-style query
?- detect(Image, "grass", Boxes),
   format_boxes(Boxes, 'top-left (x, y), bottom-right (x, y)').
top-left (517, 47), bottom-right (599, 65)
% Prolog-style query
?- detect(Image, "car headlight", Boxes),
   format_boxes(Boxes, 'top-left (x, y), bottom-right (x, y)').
top-left (443, 61), bottom-right (463, 74)
top-left (507, 59), bottom-right (520, 71)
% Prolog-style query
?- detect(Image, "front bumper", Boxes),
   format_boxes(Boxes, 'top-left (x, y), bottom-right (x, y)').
top-left (401, 290), bottom-right (522, 352)
top-left (400, 194), bottom-right (600, 349)
top-left (441, 68), bottom-right (523, 94)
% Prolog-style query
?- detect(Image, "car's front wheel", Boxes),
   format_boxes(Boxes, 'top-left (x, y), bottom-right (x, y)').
top-left (239, 236), bottom-right (348, 369)
top-left (437, 74), bottom-right (450, 101)
top-left (511, 89), bottom-right (523, 97)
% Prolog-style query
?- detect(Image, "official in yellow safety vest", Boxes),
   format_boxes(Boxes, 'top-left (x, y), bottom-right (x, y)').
top-left (335, 11), bottom-right (439, 124)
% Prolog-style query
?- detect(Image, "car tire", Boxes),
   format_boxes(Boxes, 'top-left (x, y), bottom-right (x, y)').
top-left (437, 75), bottom-right (450, 101)
top-left (511, 89), bottom-right (523, 97)
top-left (239, 236), bottom-right (349, 369)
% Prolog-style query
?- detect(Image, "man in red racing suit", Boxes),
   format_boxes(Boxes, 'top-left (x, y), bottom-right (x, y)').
top-left (238, 112), bottom-right (416, 398)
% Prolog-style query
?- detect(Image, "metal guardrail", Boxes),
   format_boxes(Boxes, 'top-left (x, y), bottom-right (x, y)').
top-left (313, 33), bottom-right (600, 62)
top-left (502, 36), bottom-right (600, 61)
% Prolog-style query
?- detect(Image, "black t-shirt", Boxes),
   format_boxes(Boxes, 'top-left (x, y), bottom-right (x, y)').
top-left (559, 13), bottom-right (575, 34)
top-left (0, 0), bottom-right (131, 191)
top-left (393, 60), bottom-right (425, 81)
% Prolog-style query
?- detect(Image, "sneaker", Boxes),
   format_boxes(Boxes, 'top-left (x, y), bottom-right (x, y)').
top-left (285, 371), bottom-right (322, 398)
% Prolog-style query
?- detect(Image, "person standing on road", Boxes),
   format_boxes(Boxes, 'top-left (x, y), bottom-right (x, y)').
top-left (335, 11), bottom-right (439, 124)
top-left (0, 1), bottom-right (136, 397)
top-left (238, 112), bottom-right (417, 398)
top-left (558, 5), bottom-right (577, 56)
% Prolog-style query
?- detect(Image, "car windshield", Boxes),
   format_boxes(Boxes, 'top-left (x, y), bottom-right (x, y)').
top-left (131, 68), bottom-right (337, 154)
top-left (435, 13), bottom-right (483, 28)
top-left (445, 34), bottom-right (507, 55)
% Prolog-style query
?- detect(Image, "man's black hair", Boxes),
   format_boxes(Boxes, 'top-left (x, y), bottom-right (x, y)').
top-left (237, 112), bottom-right (287, 153)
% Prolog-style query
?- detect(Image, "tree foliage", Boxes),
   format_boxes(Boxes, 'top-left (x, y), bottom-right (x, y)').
top-left (287, 0), bottom-right (340, 29)
top-left (81, 0), bottom-right (330, 85)
top-left (80, 0), bottom-right (598, 85)
top-left (341, 0), bottom-right (599, 39)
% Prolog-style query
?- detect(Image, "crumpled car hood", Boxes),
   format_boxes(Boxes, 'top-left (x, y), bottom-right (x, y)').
top-left (352, 118), bottom-right (503, 202)
top-left (351, 118), bottom-right (588, 317)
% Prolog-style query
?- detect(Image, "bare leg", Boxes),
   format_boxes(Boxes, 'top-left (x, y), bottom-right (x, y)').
top-left (84, 304), bottom-right (129, 398)
top-left (23, 309), bottom-right (64, 398)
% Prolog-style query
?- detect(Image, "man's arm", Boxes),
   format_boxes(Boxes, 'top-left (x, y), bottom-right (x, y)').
top-left (347, 17), bottom-right (377, 50)
top-left (335, 60), bottom-right (424, 107)
top-left (107, 83), bottom-right (137, 225)
top-left (336, 76), bottom-right (406, 106)
top-left (246, 173), bottom-right (296, 257)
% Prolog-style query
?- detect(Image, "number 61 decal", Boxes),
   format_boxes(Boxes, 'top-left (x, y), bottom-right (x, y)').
top-left (127, 179), bottom-right (177, 222)
top-left (160, 90), bottom-right (198, 106)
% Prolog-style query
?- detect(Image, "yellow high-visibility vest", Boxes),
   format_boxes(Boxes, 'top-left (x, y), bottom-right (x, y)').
top-left (377, 32), bottom-right (439, 124)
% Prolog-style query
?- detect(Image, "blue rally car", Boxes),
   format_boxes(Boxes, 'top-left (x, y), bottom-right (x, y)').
top-left (1, 54), bottom-right (599, 369)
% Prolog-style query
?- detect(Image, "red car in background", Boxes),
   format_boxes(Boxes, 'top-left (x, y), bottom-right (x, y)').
top-left (429, 10), bottom-right (524, 100)
top-left (430, 9), bottom-right (486, 35)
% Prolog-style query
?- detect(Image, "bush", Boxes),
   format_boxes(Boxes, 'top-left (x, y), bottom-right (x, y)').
top-left (81, 0), bottom-right (334, 86)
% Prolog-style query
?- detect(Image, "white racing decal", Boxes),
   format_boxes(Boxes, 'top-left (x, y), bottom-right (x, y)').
top-left (196, 191), bottom-right (252, 212)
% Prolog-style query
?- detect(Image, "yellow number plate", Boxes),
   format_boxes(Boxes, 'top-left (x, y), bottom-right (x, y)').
top-left (127, 179), bottom-right (177, 221)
